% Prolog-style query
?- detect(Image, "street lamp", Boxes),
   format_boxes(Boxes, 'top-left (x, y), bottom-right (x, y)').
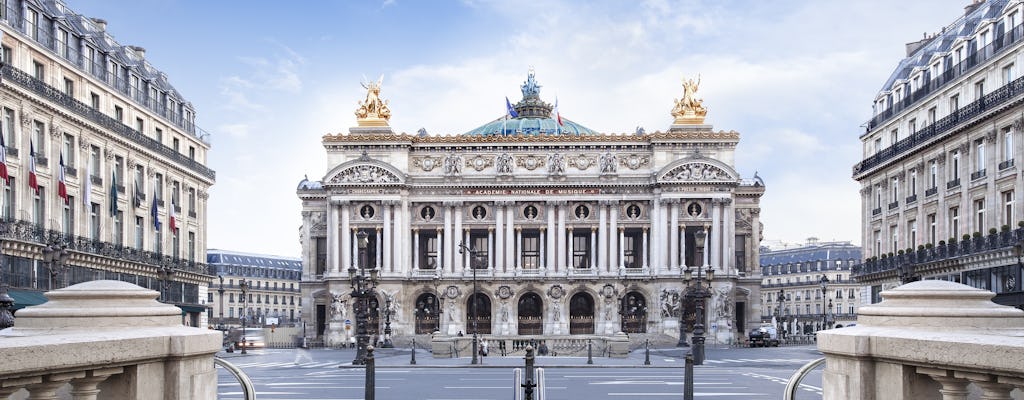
top-left (381, 296), bottom-right (394, 348)
top-left (42, 243), bottom-right (71, 290)
top-left (458, 241), bottom-right (483, 366)
top-left (157, 265), bottom-right (176, 303)
top-left (683, 228), bottom-right (713, 365)
top-left (827, 299), bottom-right (834, 328)
top-left (349, 229), bottom-right (379, 365)
top-left (217, 276), bottom-right (225, 330)
top-left (819, 275), bottom-right (829, 331)
top-left (777, 290), bottom-right (786, 339)
top-left (239, 278), bottom-right (249, 354)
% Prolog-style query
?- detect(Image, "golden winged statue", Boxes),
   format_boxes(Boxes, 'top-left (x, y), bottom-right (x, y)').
top-left (671, 74), bottom-right (708, 124)
top-left (355, 75), bottom-right (391, 126)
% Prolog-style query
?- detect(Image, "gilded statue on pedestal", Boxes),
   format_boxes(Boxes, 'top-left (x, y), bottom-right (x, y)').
top-left (671, 74), bottom-right (708, 124)
top-left (354, 75), bottom-right (391, 126)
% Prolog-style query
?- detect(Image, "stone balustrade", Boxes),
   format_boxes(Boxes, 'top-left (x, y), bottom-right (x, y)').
top-left (818, 280), bottom-right (1024, 400)
top-left (431, 332), bottom-right (630, 358)
top-left (0, 280), bottom-right (221, 400)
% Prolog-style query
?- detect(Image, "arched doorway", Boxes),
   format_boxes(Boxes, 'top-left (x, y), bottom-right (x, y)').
top-left (621, 291), bottom-right (647, 333)
top-left (466, 293), bottom-right (492, 334)
top-left (414, 293), bottom-right (440, 334)
top-left (367, 297), bottom-right (380, 336)
top-left (518, 292), bottom-right (543, 335)
top-left (569, 292), bottom-right (595, 334)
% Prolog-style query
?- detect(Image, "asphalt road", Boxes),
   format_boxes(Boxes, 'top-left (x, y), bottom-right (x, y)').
top-left (217, 345), bottom-right (824, 399)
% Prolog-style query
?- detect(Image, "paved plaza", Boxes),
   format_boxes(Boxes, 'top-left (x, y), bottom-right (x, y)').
top-left (216, 344), bottom-right (824, 399)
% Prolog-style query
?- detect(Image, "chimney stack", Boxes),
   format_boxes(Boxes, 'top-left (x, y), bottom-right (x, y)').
top-left (129, 46), bottom-right (146, 59)
top-left (90, 18), bottom-right (106, 32)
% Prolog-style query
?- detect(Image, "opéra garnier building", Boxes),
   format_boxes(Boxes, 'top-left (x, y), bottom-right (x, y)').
top-left (297, 71), bottom-right (765, 346)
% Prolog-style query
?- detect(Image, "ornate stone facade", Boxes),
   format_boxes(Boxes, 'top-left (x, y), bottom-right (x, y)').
top-left (298, 73), bottom-right (765, 345)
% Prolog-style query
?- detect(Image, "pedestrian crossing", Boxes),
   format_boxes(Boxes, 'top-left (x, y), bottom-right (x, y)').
top-left (230, 361), bottom-right (344, 369)
top-left (702, 358), bottom-right (817, 365)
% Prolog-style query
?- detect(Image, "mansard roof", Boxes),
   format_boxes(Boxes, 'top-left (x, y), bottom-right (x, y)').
top-left (879, 0), bottom-right (1010, 93)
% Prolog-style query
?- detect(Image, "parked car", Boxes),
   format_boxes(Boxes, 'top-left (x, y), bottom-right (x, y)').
top-left (748, 324), bottom-right (780, 347)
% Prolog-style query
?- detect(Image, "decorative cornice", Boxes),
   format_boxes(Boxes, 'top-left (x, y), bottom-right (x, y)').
top-left (321, 130), bottom-right (740, 144)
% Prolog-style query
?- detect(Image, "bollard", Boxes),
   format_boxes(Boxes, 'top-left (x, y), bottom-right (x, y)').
top-left (587, 339), bottom-right (593, 365)
top-left (410, 338), bottom-right (417, 365)
top-left (684, 352), bottom-right (694, 400)
top-left (644, 339), bottom-right (651, 365)
top-left (522, 346), bottom-right (537, 400)
top-left (365, 345), bottom-right (376, 400)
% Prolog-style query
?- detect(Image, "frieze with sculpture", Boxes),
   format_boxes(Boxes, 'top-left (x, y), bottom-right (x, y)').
top-left (662, 162), bottom-right (734, 182)
top-left (660, 289), bottom-right (682, 318)
top-left (495, 153), bottom-right (514, 174)
top-left (444, 153), bottom-right (463, 175)
top-left (329, 165), bottom-right (400, 184)
top-left (620, 154), bottom-right (650, 170)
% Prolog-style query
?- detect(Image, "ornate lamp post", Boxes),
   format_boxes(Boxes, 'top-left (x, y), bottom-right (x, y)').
top-left (777, 290), bottom-right (786, 339)
top-left (683, 228), bottom-right (713, 365)
top-left (382, 296), bottom-right (393, 348)
top-left (827, 299), bottom-right (834, 328)
top-left (349, 229), bottom-right (379, 365)
top-left (239, 278), bottom-right (249, 354)
top-left (217, 276), bottom-right (225, 330)
top-left (819, 275), bottom-right (829, 331)
top-left (458, 241), bottom-right (483, 366)
top-left (157, 265), bottom-right (176, 303)
top-left (42, 243), bottom-right (71, 290)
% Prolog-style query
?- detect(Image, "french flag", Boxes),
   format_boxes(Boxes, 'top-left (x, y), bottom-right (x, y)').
top-left (169, 199), bottom-right (177, 232)
top-left (552, 97), bottom-right (563, 126)
top-left (0, 132), bottom-right (8, 185)
top-left (57, 153), bottom-right (68, 204)
top-left (28, 141), bottom-right (38, 194)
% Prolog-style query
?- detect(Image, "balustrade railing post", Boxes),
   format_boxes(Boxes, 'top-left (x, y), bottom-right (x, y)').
top-left (410, 338), bottom-right (417, 365)
top-left (522, 346), bottom-right (536, 400)
top-left (684, 352), bottom-right (694, 400)
top-left (644, 338), bottom-right (651, 365)
top-left (587, 339), bottom-right (593, 364)
top-left (365, 345), bottom-right (375, 400)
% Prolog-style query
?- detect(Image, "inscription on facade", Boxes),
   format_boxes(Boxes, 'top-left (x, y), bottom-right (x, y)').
top-left (463, 188), bottom-right (601, 196)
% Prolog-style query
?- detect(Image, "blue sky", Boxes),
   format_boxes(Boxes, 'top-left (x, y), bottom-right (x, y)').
top-left (68, 0), bottom-right (967, 257)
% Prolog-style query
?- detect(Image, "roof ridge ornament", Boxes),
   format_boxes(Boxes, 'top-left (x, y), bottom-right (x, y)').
top-left (671, 74), bottom-right (708, 125)
top-left (355, 75), bottom-right (391, 127)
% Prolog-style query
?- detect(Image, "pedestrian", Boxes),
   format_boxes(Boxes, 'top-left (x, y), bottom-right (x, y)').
top-left (293, 340), bottom-right (314, 365)
top-left (348, 336), bottom-right (356, 349)
top-left (499, 340), bottom-right (507, 356)
top-left (481, 339), bottom-right (489, 357)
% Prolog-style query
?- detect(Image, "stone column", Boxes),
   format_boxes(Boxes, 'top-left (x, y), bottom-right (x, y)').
top-left (506, 202), bottom-right (515, 271)
top-left (516, 227), bottom-right (523, 269)
top-left (557, 202), bottom-right (566, 272)
top-left (609, 201), bottom-right (619, 270)
top-left (711, 199), bottom-right (722, 270)
top-left (328, 201), bottom-right (339, 274)
top-left (444, 203), bottom-right (453, 272)
top-left (375, 227), bottom-right (382, 270)
top-left (598, 201), bottom-right (608, 271)
top-left (383, 202), bottom-right (392, 273)
top-left (590, 227), bottom-right (598, 269)
top-left (340, 201), bottom-right (351, 272)
top-left (651, 197), bottom-right (661, 272)
top-left (618, 227), bottom-right (625, 270)
top-left (488, 227), bottom-right (495, 270)
top-left (567, 227), bottom-right (575, 269)
top-left (642, 227), bottom-right (648, 270)
top-left (546, 201), bottom-right (556, 270)
top-left (495, 203), bottom-right (504, 272)
top-left (669, 200), bottom-right (679, 270)
top-left (436, 227), bottom-right (444, 269)
top-left (413, 228), bottom-right (420, 270)
top-left (454, 202), bottom-right (463, 271)
top-left (538, 227), bottom-right (546, 269)
top-left (723, 198), bottom-right (734, 274)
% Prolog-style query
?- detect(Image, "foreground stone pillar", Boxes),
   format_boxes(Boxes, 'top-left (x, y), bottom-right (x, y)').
top-left (818, 281), bottom-right (1024, 400)
top-left (0, 280), bottom-right (222, 400)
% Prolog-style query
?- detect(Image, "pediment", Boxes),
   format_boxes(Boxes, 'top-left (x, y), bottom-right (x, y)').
top-left (657, 160), bottom-right (738, 183)
top-left (323, 159), bottom-right (405, 186)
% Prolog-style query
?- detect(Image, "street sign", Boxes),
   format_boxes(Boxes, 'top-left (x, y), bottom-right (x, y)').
top-left (345, 319), bottom-right (352, 325)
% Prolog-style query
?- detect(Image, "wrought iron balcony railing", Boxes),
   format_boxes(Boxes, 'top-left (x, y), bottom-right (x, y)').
top-left (0, 218), bottom-right (209, 275)
top-left (854, 74), bottom-right (1024, 178)
top-left (970, 169), bottom-right (986, 181)
top-left (905, 194), bottom-right (918, 204)
top-left (853, 227), bottom-right (1024, 278)
top-left (888, 201), bottom-right (899, 210)
top-left (925, 187), bottom-right (938, 197)
top-left (0, 63), bottom-right (215, 180)
top-left (872, 207), bottom-right (882, 216)
top-left (947, 178), bottom-right (961, 189)
top-left (999, 159), bottom-right (1015, 170)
